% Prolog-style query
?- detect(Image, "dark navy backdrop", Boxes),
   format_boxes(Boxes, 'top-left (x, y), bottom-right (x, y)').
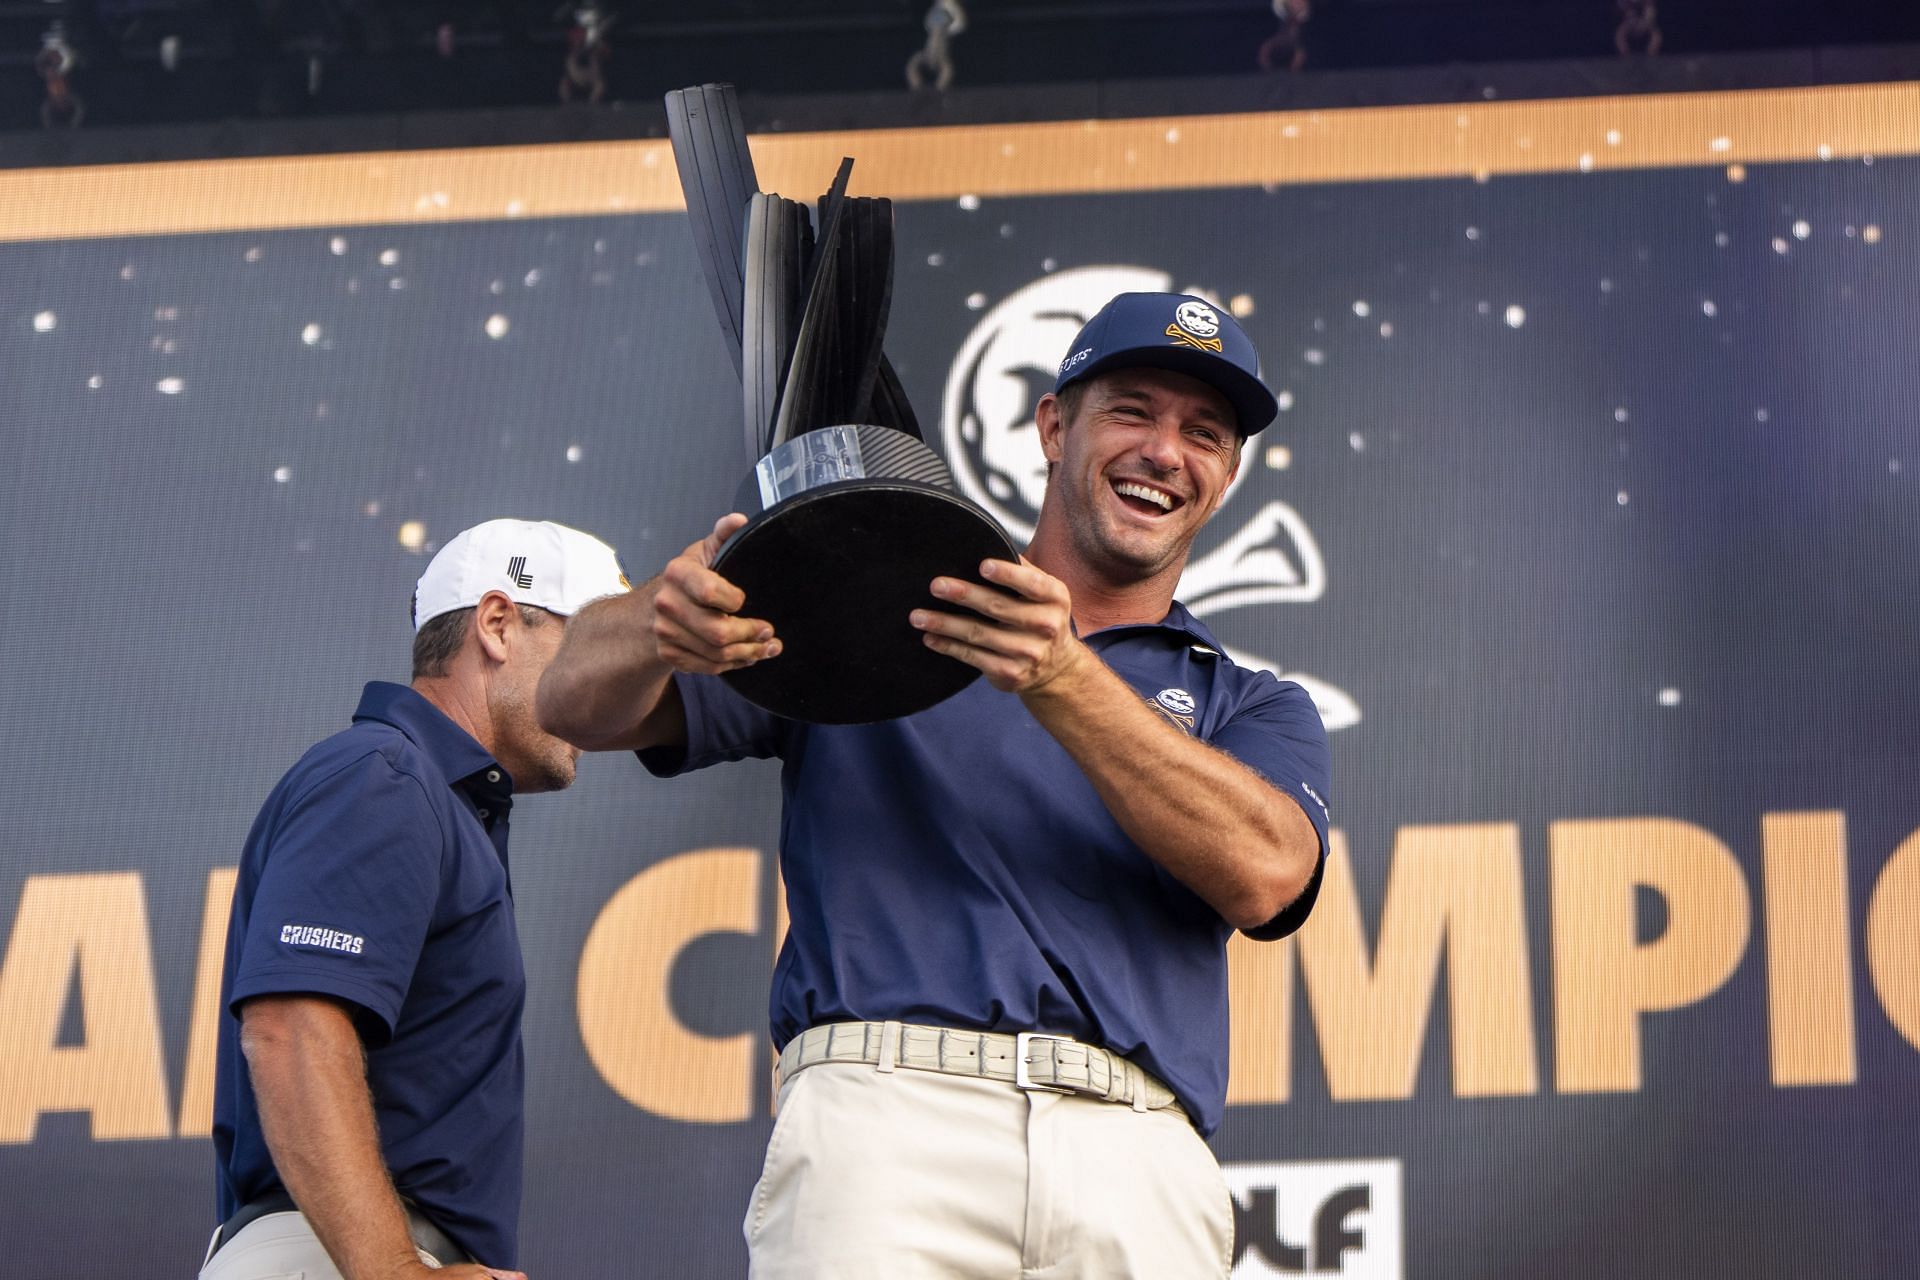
top-left (2, 128), bottom-right (1917, 1277)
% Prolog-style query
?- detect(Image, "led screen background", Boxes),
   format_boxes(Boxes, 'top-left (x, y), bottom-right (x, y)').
top-left (2, 83), bottom-right (1918, 1278)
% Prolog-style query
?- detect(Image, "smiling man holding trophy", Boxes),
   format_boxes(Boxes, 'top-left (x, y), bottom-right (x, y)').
top-left (537, 84), bottom-right (1332, 1278)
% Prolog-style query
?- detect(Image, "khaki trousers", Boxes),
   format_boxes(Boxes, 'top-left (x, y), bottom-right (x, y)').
top-left (197, 1207), bottom-right (467, 1279)
top-left (746, 1060), bottom-right (1234, 1279)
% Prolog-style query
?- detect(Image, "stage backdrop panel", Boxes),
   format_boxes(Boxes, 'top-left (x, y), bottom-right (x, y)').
top-left (2, 82), bottom-right (1918, 1279)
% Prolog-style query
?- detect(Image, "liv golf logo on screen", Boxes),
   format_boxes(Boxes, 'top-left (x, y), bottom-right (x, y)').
top-left (1225, 1160), bottom-right (1404, 1278)
top-left (940, 265), bottom-right (1361, 732)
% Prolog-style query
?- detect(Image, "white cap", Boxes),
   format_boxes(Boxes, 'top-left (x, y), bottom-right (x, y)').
top-left (412, 518), bottom-right (630, 631)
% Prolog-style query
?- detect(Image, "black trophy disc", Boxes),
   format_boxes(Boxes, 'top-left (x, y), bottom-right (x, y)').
top-left (715, 479), bottom-right (1018, 725)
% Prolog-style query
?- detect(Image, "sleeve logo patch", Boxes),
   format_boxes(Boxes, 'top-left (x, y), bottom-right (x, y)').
top-left (280, 923), bottom-right (365, 955)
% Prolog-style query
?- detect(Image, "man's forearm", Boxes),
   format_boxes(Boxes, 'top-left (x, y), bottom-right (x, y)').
top-left (908, 556), bottom-right (1321, 928)
top-left (242, 997), bottom-right (426, 1280)
top-left (1022, 654), bottom-right (1320, 930)
top-left (541, 513), bottom-right (781, 752)
top-left (537, 581), bottom-right (682, 751)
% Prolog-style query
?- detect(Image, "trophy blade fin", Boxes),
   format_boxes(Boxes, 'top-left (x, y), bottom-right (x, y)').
top-left (744, 194), bottom-right (808, 460)
top-left (665, 83), bottom-right (760, 376)
top-left (867, 357), bottom-right (923, 442)
top-left (838, 197), bottom-right (895, 431)
top-left (771, 159), bottom-right (858, 451)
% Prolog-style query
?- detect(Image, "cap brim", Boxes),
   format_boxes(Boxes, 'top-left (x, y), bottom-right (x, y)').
top-left (1066, 347), bottom-right (1278, 436)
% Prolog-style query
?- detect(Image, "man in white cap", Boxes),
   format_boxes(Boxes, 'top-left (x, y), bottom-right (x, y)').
top-left (201, 519), bottom-right (628, 1280)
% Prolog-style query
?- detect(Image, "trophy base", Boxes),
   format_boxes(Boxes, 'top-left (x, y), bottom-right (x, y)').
top-left (713, 478), bottom-right (1019, 724)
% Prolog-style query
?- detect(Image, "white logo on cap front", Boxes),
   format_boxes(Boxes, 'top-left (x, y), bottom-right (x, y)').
top-left (1174, 300), bottom-right (1221, 339)
top-left (940, 266), bottom-right (1362, 733)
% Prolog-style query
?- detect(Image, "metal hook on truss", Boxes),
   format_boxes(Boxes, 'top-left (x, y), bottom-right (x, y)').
top-left (906, 0), bottom-right (967, 93)
top-left (560, 4), bottom-right (616, 104)
top-left (1615, 0), bottom-right (1662, 56)
top-left (36, 22), bottom-right (85, 128)
top-left (1257, 0), bottom-right (1311, 73)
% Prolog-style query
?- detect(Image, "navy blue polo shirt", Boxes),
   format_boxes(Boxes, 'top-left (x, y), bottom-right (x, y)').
top-left (643, 603), bottom-right (1330, 1136)
top-left (212, 682), bottom-right (526, 1267)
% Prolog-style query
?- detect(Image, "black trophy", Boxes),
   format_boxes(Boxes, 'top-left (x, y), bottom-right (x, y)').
top-left (665, 83), bottom-right (1017, 725)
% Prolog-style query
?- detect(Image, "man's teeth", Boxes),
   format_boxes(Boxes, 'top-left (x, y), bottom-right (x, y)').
top-left (1115, 481), bottom-right (1174, 511)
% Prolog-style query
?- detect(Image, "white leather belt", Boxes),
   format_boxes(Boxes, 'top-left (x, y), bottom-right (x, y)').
top-left (775, 1020), bottom-right (1186, 1119)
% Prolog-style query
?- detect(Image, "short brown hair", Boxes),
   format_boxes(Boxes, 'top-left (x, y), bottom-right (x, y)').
top-left (1044, 383), bottom-right (1091, 481)
top-left (1055, 380), bottom-right (1090, 425)
top-left (411, 603), bottom-right (552, 679)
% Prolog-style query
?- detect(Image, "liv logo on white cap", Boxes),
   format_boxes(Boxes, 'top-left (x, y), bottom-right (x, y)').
top-left (412, 518), bottom-right (629, 631)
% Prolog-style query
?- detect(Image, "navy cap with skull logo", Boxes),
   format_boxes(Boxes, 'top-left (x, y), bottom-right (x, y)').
top-left (1051, 291), bottom-right (1279, 436)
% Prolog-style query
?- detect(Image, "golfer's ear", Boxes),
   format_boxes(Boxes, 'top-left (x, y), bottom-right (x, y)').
top-left (471, 590), bottom-right (517, 663)
top-left (1036, 394), bottom-right (1067, 463)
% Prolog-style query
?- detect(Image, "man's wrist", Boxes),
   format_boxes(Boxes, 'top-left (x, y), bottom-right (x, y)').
top-left (1019, 637), bottom-right (1101, 707)
top-left (354, 1236), bottom-right (432, 1280)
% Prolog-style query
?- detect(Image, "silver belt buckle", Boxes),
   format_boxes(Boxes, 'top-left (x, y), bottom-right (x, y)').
top-left (1015, 1032), bottom-right (1075, 1093)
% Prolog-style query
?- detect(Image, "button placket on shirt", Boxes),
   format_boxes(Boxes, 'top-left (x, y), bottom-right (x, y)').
top-left (465, 768), bottom-right (513, 830)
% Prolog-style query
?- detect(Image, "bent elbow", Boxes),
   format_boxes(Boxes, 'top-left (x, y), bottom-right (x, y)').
top-left (1222, 902), bottom-right (1276, 933)
top-left (1223, 884), bottom-right (1292, 932)
top-left (237, 1001), bottom-right (310, 1077)
top-left (1222, 842), bottom-right (1320, 931)
top-left (237, 1020), bottom-right (278, 1068)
